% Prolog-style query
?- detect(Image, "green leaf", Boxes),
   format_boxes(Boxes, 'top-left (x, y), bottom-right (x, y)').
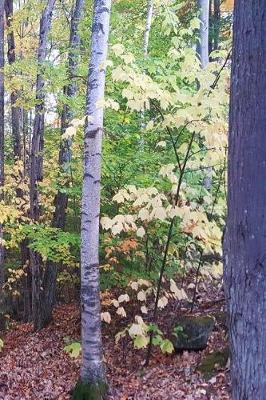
top-left (152, 334), bottom-right (163, 346)
top-left (160, 339), bottom-right (174, 354)
top-left (133, 335), bottom-right (149, 349)
top-left (64, 342), bottom-right (81, 358)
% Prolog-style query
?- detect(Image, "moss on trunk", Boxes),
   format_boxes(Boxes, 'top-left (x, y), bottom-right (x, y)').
top-left (71, 381), bottom-right (108, 400)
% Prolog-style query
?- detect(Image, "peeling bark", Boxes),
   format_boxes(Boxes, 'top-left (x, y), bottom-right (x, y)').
top-left (72, 0), bottom-right (111, 395)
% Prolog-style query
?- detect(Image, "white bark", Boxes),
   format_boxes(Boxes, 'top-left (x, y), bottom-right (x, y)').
top-left (80, 0), bottom-right (111, 385)
top-left (197, 0), bottom-right (210, 69)
top-left (143, 0), bottom-right (153, 58)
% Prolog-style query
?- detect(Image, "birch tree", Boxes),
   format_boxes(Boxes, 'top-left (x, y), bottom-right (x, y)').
top-left (0, 0), bottom-right (5, 331)
top-left (30, 0), bottom-right (55, 330)
top-left (224, 1), bottom-right (266, 398)
top-left (72, 0), bottom-right (111, 398)
top-left (197, 0), bottom-right (210, 68)
top-left (143, 0), bottom-right (153, 58)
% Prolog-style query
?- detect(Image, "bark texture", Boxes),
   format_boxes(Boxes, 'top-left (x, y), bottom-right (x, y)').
top-left (143, 0), bottom-right (153, 58)
top-left (41, 0), bottom-right (85, 328)
top-left (5, 0), bottom-right (22, 160)
top-left (209, 0), bottom-right (220, 54)
top-left (30, 0), bottom-right (55, 330)
top-left (53, 0), bottom-right (85, 231)
top-left (213, 0), bottom-right (220, 51)
top-left (74, 0), bottom-right (111, 393)
top-left (224, 2), bottom-right (266, 399)
top-left (197, 0), bottom-right (210, 68)
top-left (0, 0), bottom-right (5, 331)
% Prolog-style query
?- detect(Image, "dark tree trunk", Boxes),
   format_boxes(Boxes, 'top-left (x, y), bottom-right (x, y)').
top-left (5, 0), bottom-right (22, 160)
top-left (209, 0), bottom-right (213, 55)
top-left (213, 0), bottom-right (220, 51)
top-left (53, 0), bottom-right (85, 231)
top-left (0, 0), bottom-right (5, 331)
top-left (209, 0), bottom-right (220, 56)
top-left (29, 0), bottom-right (55, 331)
top-left (224, 2), bottom-right (266, 399)
top-left (5, 0), bottom-right (31, 322)
top-left (41, 0), bottom-right (85, 326)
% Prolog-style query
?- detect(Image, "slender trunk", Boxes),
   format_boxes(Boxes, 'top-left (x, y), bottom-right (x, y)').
top-left (197, 0), bottom-right (210, 68)
top-left (213, 0), bottom-right (220, 51)
top-left (54, 0), bottom-right (85, 230)
top-left (0, 0), bottom-right (5, 331)
top-left (5, 0), bottom-right (22, 160)
top-left (6, 0), bottom-right (30, 322)
top-left (42, 0), bottom-right (85, 326)
top-left (224, 1), bottom-right (266, 399)
top-left (143, 0), bottom-right (153, 58)
top-left (197, 0), bottom-right (211, 188)
top-left (208, 0), bottom-right (213, 55)
top-left (30, 0), bottom-right (55, 331)
top-left (72, 0), bottom-right (111, 398)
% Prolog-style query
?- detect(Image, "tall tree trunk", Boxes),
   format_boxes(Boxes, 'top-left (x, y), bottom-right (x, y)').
top-left (5, 0), bottom-right (22, 160)
top-left (208, 0), bottom-right (213, 55)
top-left (0, 0), bottom-right (5, 331)
top-left (198, 0), bottom-right (212, 189)
top-left (72, 0), bottom-right (111, 398)
top-left (41, 0), bottom-right (85, 328)
top-left (143, 0), bottom-right (153, 58)
top-left (5, 0), bottom-right (31, 322)
top-left (213, 0), bottom-right (220, 51)
top-left (197, 0), bottom-right (210, 68)
top-left (54, 0), bottom-right (85, 230)
top-left (30, 0), bottom-right (55, 331)
top-left (224, 1), bottom-right (266, 399)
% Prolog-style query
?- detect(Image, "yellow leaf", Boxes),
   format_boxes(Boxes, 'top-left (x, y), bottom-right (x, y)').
top-left (112, 43), bottom-right (125, 56)
top-left (141, 305), bottom-right (148, 314)
top-left (101, 312), bottom-right (111, 324)
top-left (116, 307), bottom-right (127, 317)
top-left (118, 294), bottom-right (130, 303)
top-left (158, 296), bottom-right (168, 309)
top-left (130, 281), bottom-right (139, 291)
top-left (137, 290), bottom-right (146, 302)
top-left (136, 227), bottom-right (146, 238)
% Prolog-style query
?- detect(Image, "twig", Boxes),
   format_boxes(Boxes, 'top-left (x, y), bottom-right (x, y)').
top-left (144, 130), bottom-right (196, 367)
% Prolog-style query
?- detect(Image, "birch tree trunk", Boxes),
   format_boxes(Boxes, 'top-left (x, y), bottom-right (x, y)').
top-left (30, 0), bottom-right (55, 331)
top-left (197, 0), bottom-right (210, 68)
top-left (42, 0), bottom-right (85, 328)
top-left (143, 0), bottom-right (153, 58)
top-left (224, 1), bottom-right (266, 399)
top-left (72, 0), bottom-right (111, 398)
top-left (0, 0), bottom-right (5, 331)
top-left (5, 0), bottom-right (22, 160)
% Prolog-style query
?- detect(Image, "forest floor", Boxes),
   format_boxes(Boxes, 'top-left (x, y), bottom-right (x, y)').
top-left (0, 281), bottom-right (231, 400)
